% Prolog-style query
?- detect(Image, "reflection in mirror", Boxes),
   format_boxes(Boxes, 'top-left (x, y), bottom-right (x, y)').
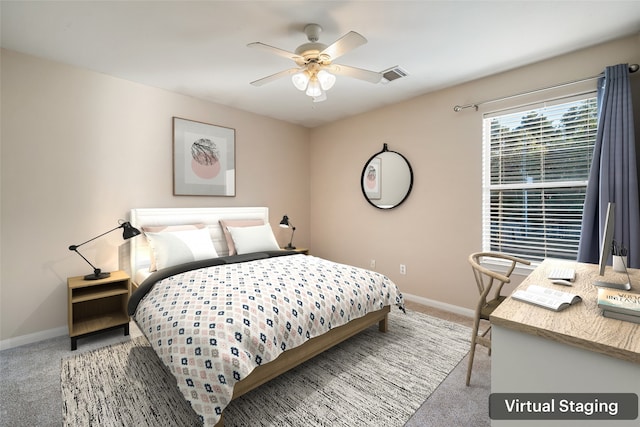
top-left (361, 144), bottom-right (413, 209)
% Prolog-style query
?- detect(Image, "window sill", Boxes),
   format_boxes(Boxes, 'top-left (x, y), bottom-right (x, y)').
top-left (481, 258), bottom-right (538, 278)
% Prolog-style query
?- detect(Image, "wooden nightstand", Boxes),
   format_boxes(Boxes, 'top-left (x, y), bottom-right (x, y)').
top-left (282, 247), bottom-right (309, 255)
top-left (67, 270), bottom-right (131, 350)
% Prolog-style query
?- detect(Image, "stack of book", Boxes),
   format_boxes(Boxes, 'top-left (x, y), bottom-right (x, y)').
top-left (597, 288), bottom-right (640, 324)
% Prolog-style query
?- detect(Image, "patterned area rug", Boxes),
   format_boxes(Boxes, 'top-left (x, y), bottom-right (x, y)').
top-left (61, 310), bottom-right (470, 427)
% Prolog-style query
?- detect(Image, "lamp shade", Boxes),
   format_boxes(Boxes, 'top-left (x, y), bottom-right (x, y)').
top-left (279, 215), bottom-right (291, 228)
top-left (122, 221), bottom-right (141, 239)
top-left (317, 70), bottom-right (336, 91)
top-left (305, 77), bottom-right (322, 97)
top-left (291, 71), bottom-right (310, 91)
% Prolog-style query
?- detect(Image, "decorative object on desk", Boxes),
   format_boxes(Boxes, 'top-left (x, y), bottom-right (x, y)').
top-left (173, 117), bottom-right (235, 196)
top-left (612, 240), bottom-right (629, 273)
top-left (597, 288), bottom-right (640, 318)
top-left (68, 220), bottom-right (141, 280)
top-left (613, 255), bottom-right (628, 273)
top-left (511, 285), bottom-right (581, 312)
top-left (279, 215), bottom-right (296, 249)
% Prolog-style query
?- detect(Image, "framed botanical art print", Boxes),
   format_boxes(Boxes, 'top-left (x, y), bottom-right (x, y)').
top-left (173, 117), bottom-right (235, 196)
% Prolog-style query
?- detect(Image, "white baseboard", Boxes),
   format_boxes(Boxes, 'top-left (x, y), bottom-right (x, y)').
top-left (0, 325), bottom-right (67, 351)
top-left (402, 292), bottom-right (474, 319)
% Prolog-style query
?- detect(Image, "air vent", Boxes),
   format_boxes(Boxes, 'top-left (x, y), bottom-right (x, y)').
top-left (381, 66), bottom-right (408, 83)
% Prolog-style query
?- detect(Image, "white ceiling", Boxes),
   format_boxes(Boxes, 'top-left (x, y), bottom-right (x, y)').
top-left (2, 1), bottom-right (640, 128)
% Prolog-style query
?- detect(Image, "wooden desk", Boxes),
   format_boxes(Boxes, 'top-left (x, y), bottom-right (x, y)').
top-left (490, 259), bottom-right (640, 426)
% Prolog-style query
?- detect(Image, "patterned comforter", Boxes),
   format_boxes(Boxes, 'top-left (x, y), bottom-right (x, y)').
top-left (132, 253), bottom-right (404, 426)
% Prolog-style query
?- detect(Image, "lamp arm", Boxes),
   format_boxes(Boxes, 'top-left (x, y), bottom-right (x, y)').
top-left (68, 224), bottom-right (123, 251)
top-left (288, 225), bottom-right (296, 248)
top-left (69, 246), bottom-right (102, 276)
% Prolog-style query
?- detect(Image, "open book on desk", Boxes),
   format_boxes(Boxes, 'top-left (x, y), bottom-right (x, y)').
top-left (511, 285), bottom-right (582, 311)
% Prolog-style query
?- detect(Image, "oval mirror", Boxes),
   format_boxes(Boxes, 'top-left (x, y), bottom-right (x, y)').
top-left (361, 144), bottom-right (414, 209)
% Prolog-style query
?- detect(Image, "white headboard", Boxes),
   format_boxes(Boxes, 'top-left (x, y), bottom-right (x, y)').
top-left (128, 207), bottom-right (269, 282)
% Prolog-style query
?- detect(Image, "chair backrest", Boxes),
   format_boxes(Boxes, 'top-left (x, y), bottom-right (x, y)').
top-left (468, 252), bottom-right (531, 301)
top-left (466, 252), bottom-right (531, 386)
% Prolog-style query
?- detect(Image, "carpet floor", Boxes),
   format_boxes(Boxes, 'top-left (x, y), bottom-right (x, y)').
top-left (61, 309), bottom-right (471, 427)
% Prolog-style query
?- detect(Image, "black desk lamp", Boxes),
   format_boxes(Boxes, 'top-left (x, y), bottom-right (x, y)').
top-left (279, 215), bottom-right (296, 250)
top-left (68, 220), bottom-right (141, 280)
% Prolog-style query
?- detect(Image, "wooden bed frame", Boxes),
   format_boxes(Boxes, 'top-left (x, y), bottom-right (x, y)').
top-left (217, 305), bottom-right (390, 426)
top-left (128, 207), bottom-right (391, 427)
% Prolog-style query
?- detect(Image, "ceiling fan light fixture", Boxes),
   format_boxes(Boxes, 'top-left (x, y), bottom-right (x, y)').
top-left (291, 71), bottom-right (310, 91)
top-left (317, 70), bottom-right (336, 91)
top-left (305, 77), bottom-right (323, 97)
top-left (250, 24), bottom-right (376, 103)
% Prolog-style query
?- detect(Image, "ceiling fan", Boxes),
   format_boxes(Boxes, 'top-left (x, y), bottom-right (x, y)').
top-left (247, 24), bottom-right (382, 102)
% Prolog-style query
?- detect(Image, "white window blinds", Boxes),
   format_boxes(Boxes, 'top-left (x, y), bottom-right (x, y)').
top-left (482, 96), bottom-right (597, 262)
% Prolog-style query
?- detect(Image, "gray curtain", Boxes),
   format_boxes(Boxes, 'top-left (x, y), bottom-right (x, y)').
top-left (577, 64), bottom-right (640, 268)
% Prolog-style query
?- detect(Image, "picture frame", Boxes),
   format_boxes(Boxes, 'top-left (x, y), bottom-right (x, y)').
top-left (363, 157), bottom-right (381, 199)
top-left (173, 117), bottom-right (236, 196)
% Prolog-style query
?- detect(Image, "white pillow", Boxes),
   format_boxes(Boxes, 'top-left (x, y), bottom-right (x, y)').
top-left (226, 223), bottom-right (280, 254)
top-left (142, 224), bottom-right (206, 271)
top-left (219, 218), bottom-right (265, 255)
top-left (144, 227), bottom-right (218, 270)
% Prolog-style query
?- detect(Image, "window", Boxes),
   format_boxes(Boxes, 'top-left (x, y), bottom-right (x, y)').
top-left (482, 96), bottom-right (598, 262)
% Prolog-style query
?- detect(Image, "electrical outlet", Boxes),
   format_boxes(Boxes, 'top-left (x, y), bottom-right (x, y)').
top-left (400, 264), bottom-right (406, 275)
top-left (370, 259), bottom-right (376, 268)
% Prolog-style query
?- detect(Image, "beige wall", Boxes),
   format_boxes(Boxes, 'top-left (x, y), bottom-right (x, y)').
top-left (309, 34), bottom-right (640, 312)
top-left (2, 33), bottom-right (639, 346)
top-left (0, 49), bottom-right (310, 345)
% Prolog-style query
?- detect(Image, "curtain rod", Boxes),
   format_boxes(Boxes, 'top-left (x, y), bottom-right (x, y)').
top-left (453, 63), bottom-right (639, 112)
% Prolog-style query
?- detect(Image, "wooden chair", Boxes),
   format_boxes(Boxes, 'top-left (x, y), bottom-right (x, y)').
top-left (466, 252), bottom-right (530, 386)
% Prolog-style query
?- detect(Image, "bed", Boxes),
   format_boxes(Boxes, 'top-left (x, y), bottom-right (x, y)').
top-left (126, 207), bottom-right (404, 427)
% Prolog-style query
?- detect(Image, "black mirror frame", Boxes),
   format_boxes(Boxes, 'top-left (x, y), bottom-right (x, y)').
top-left (361, 143), bottom-right (414, 210)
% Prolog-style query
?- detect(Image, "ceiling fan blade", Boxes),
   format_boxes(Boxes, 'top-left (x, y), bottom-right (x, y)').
top-left (247, 42), bottom-right (304, 62)
top-left (250, 68), bottom-right (301, 87)
top-left (320, 31), bottom-right (367, 61)
top-left (325, 64), bottom-right (382, 84)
